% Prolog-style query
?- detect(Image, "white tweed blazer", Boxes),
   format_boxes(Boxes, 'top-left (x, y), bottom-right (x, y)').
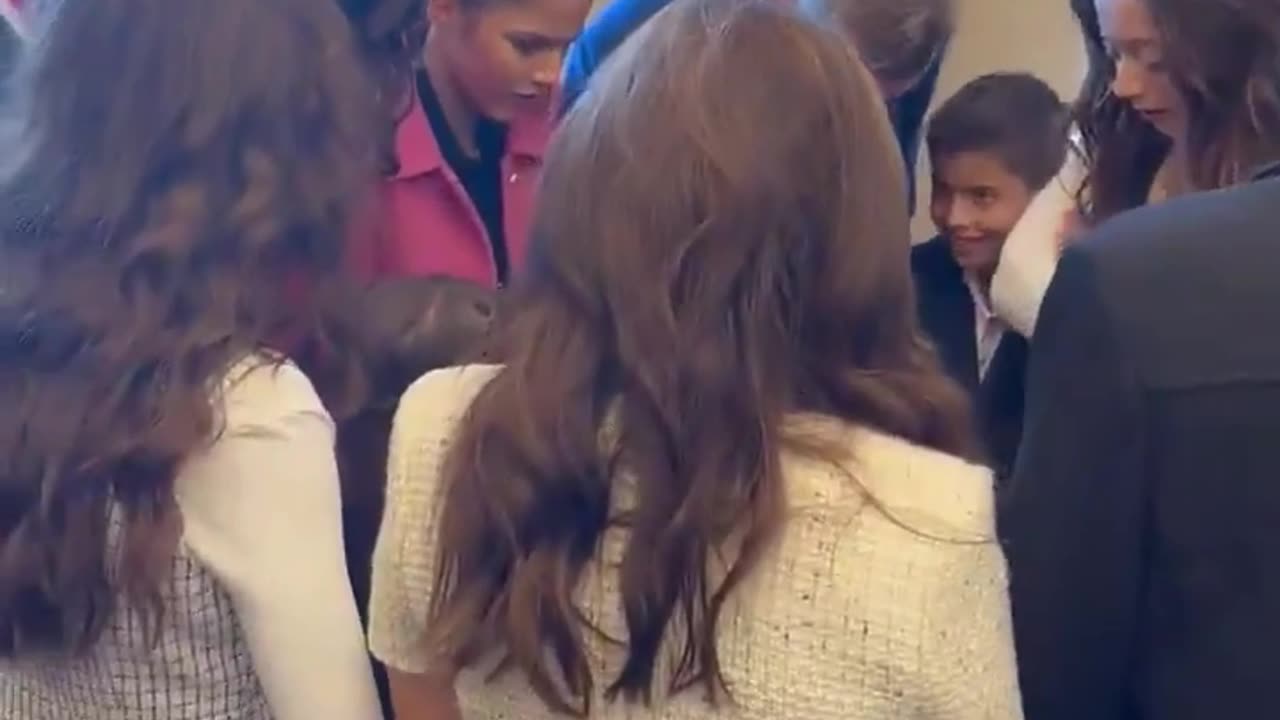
top-left (369, 364), bottom-right (1023, 719)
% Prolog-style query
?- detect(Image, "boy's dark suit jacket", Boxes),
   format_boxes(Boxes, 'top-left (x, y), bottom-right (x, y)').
top-left (910, 236), bottom-right (1028, 481)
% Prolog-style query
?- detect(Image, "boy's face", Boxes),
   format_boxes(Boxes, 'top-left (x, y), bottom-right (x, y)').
top-left (929, 150), bottom-right (1034, 281)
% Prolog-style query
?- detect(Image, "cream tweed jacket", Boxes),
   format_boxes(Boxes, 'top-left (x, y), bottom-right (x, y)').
top-left (368, 365), bottom-right (1023, 719)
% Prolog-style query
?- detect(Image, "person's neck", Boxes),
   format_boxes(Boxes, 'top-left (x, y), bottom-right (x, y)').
top-left (423, 38), bottom-right (479, 157)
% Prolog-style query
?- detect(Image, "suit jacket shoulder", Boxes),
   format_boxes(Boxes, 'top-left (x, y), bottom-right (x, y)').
top-left (1075, 177), bottom-right (1280, 388)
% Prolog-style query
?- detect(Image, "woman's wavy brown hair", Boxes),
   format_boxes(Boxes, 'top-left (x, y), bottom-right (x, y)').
top-left (0, 0), bottom-right (379, 656)
top-left (1071, 0), bottom-right (1280, 222)
top-left (423, 0), bottom-right (974, 713)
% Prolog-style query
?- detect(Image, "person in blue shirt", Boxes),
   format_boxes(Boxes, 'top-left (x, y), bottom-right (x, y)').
top-left (562, 0), bottom-right (952, 206)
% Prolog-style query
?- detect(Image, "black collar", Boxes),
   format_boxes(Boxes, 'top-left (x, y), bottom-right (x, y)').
top-left (415, 69), bottom-right (506, 168)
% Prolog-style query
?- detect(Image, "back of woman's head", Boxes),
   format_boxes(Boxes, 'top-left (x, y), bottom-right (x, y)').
top-left (343, 277), bottom-right (497, 409)
top-left (0, 0), bottom-right (378, 656)
top-left (800, 0), bottom-right (953, 98)
top-left (1073, 0), bottom-right (1280, 221)
top-left (427, 0), bottom-right (972, 712)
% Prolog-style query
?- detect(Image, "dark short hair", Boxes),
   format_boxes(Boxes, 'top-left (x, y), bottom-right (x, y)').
top-left (926, 72), bottom-right (1070, 190)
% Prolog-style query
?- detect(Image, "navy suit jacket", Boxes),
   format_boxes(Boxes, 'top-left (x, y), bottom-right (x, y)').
top-left (911, 237), bottom-right (1028, 481)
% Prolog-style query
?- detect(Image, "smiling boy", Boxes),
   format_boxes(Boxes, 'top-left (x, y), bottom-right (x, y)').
top-left (911, 72), bottom-right (1068, 481)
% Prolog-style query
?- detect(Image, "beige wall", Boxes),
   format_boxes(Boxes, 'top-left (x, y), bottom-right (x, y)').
top-left (911, 0), bottom-right (1085, 239)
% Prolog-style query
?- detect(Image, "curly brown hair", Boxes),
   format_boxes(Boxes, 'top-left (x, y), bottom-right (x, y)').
top-left (0, 0), bottom-right (379, 656)
top-left (421, 0), bottom-right (975, 713)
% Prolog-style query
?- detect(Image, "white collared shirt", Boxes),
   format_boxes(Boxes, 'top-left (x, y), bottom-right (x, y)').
top-left (966, 275), bottom-right (1007, 381)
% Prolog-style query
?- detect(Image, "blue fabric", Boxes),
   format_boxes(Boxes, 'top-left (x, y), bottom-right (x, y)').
top-left (561, 0), bottom-right (946, 210)
top-left (560, 0), bottom-right (674, 110)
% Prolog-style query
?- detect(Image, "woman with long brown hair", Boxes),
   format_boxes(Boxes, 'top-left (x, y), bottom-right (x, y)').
top-left (367, 0), bottom-right (1021, 717)
top-left (991, 0), bottom-right (1280, 337)
top-left (0, 0), bottom-right (383, 716)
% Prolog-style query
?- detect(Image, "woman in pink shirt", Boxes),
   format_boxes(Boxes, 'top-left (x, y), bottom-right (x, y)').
top-left (342, 0), bottom-right (591, 287)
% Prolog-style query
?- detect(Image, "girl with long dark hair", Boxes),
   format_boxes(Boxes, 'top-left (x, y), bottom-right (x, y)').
top-left (0, 0), bottom-right (384, 716)
top-left (991, 0), bottom-right (1280, 336)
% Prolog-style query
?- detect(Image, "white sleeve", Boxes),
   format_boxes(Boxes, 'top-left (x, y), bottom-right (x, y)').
top-left (175, 361), bottom-right (382, 720)
top-left (989, 147), bottom-right (1087, 338)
